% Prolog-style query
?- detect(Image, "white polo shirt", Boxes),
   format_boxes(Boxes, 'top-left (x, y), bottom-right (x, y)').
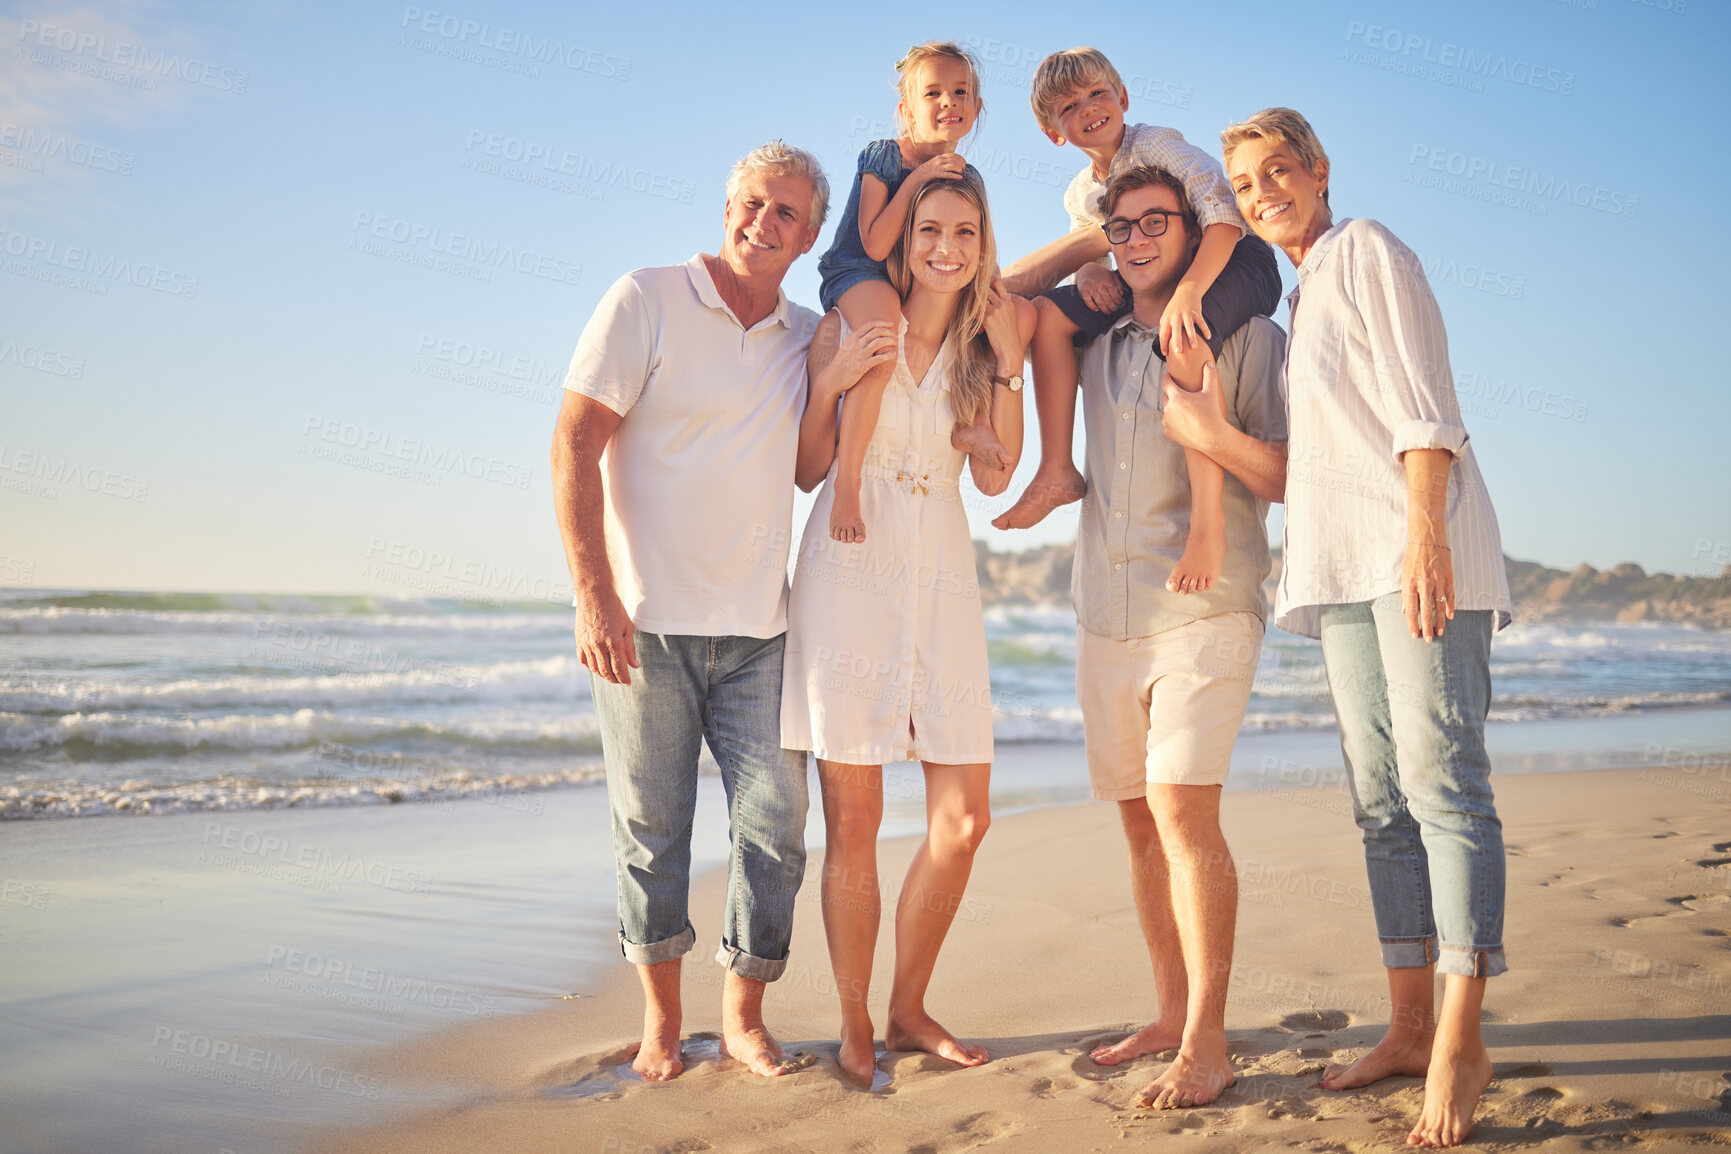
top-left (564, 254), bottom-right (819, 638)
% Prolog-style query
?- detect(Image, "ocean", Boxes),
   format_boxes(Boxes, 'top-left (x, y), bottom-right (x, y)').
top-left (5, 588), bottom-right (1730, 820)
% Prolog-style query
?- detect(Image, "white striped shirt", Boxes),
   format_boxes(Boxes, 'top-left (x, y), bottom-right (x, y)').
top-left (1275, 218), bottom-right (1512, 639)
top-left (1063, 123), bottom-right (1246, 238)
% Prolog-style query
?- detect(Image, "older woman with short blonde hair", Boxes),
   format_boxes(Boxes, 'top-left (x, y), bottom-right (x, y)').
top-left (1221, 107), bottom-right (1513, 1149)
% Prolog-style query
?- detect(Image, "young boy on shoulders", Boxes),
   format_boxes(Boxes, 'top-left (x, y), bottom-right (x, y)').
top-left (996, 47), bottom-right (1281, 595)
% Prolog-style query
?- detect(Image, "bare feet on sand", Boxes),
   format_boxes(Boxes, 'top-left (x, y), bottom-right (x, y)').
top-left (1089, 1019), bottom-right (1185, 1066)
top-left (721, 1019), bottom-right (796, 1078)
top-left (631, 1019), bottom-right (684, 1081)
top-left (992, 463), bottom-right (1085, 530)
top-left (1136, 1041), bottom-right (1236, 1109)
top-left (951, 420), bottom-right (1010, 471)
top-left (1321, 1031), bottom-right (1433, 1090)
top-left (830, 489), bottom-right (865, 544)
top-left (837, 1022), bottom-right (879, 1086)
top-left (1407, 1040), bottom-right (1493, 1147)
top-left (886, 1010), bottom-right (988, 1068)
top-left (1166, 517), bottom-right (1224, 594)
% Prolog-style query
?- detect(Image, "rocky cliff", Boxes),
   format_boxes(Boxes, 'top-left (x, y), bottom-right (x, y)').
top-left (973, 542), bottom-right (1731, 628)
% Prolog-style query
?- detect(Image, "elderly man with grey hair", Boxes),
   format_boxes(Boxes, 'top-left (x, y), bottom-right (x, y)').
top-left (551, 141), bottom-right (829, 1081)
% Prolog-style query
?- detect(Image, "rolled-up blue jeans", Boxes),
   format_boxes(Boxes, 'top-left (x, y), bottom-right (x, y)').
top-left (590, 630), bottom-right (809, 981)
top-left (1318, 594), bottom-right (1506, 978)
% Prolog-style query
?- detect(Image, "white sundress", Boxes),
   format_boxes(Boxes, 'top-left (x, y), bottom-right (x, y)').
top-left (780, 317), bottom-right (994, 766)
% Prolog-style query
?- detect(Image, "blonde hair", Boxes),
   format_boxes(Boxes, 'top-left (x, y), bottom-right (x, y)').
top-left (1030, 47), bottom-right (1123, 135)
top-left (726, 139), bottom-right (831, 227)
top-left (1220, 107), bottom-right (1331, 206)
top-left (894, 41), bottom-right (984, 141)
top-left (884, 170), bottom-right (999, 428)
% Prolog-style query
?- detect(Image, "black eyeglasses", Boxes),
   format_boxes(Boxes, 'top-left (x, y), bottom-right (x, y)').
top-left (1102, 210), bottom-right (1180, 245)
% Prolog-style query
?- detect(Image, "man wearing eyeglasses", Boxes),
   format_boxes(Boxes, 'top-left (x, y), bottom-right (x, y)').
top-left (1071, 163), bottom-right (1289, 1110)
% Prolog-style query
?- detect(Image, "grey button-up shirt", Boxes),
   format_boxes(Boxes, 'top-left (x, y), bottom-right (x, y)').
top-left (1071, 313), bottom-right (1289, 641)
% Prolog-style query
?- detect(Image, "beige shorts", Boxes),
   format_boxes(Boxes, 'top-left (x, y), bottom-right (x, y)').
top-left (1076, 613), bottom-right (1263, 798)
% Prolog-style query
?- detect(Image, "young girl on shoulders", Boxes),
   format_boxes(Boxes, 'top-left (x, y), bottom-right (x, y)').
top-left (816, 40), bottom-right (1013, 543)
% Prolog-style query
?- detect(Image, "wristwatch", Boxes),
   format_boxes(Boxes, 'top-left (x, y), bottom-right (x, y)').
top-left (993, 373), bottom-right (1024, 392)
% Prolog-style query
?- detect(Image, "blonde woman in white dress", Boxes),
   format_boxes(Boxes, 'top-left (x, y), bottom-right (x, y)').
top-left (783, 170), bottom-right (1035, 1085)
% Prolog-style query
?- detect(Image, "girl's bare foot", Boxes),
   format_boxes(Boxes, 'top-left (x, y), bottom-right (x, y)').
top-left (886, 1010), bottom-right (987, 1068)
top-left (837, 1022), bottom-right (878, 1086)
top-left (1090, 1019), bottom-right (1185, 1066)
top-left (992, 462), bottom-right (1085, 530)
top-left (1407, 1039), bottom-right (1493, 1147)
top-left (1321, 1030), bottom-right (1434, 1089)
top-left (1137, 1039), bottom-right (1235, 1109)
top-left (631, 1021), bottom-right (684, 1081)
top-left (830, 489), bottom-right (865, 543)
top-left (1166, 518), bottom-right (1224, 594)
top-left (951, 420), bottom-right (1010, 470)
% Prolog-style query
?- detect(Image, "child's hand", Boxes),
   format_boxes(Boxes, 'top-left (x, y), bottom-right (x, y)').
top-left (1158, 283), bottom-right (1210, 356)
top-left (911, 151), bottom-right (967, 187)
top-left (1075, 262), bottom-right (1123, 312)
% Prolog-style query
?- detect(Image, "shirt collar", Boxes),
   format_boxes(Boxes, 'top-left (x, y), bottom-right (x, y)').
top-left (1286, 217), bottom-right (1353, 310)
top-left (685, 253), bottom-right (791, 331)
top-left (1108, 310), bottom-right (1161, 343)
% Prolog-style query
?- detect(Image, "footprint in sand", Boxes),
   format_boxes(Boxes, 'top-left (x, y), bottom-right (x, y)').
top-left (1279, 1010), bottom-right (1352, 1032)
top-left (1610, 895), bottom-right (1726, 927)
top-left (1523, 1086), bottom-right (1566, 1101)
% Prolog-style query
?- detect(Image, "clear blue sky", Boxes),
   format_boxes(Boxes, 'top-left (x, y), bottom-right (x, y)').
top-left (3, 0), bottom-right (1727, 595)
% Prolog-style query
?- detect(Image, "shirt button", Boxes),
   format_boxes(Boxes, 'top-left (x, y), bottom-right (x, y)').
top-left (1118, 462), bottom-right (1126, 470)
top-left (1114, 563), bottom-right (1123, 570)
top-left (1113, 511), bottom-right (1123, 519)
top-left (1121, 412), bottom-right (1130, 420)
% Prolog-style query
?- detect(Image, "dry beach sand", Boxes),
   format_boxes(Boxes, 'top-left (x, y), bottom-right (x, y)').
top-left (314, 766), bottom-right (1731, 1153)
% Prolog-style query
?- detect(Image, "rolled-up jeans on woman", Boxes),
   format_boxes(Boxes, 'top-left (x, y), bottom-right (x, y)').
top-left (1319, 592), bottom-right (1505, 978)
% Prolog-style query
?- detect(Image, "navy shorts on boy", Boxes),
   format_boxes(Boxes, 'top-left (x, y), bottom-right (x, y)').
top-left (817, 138), bottom-right (982, 314)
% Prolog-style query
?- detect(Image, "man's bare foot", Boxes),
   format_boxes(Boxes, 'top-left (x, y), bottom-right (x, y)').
top-left (992, 463), bottom-right (1085, 530)
top-left (631, 1021), bottom-right (684, 1081)
top-left (1090, 1019), bottom-right (1185, 1066)
top-left (951, 420), bottom-right (1010, 471)
top-left (837, 1022), bottom-right (878, 1086)
top-left (721, 1020), bottom-right (795, 1078)
top-left (886, 1009), bottom-right (987, 1068)
top-left (830, 490), bottom-right (865, 543)
top-left (1166, 520), bottom-right (1224, 595)
top-left (1137, 1041), bottom-right (1235, 1109)
top-left (1407, 1040), bottom-right (1492, 1147)
top-left (1321, 1031), bottom-right (1434, 1089)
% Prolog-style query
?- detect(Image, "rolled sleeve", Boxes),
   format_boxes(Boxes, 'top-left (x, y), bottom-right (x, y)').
top-left (564, 272), bottom-right (654, 417)
top-left (1392, 419), bottom-right (1469, 459)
